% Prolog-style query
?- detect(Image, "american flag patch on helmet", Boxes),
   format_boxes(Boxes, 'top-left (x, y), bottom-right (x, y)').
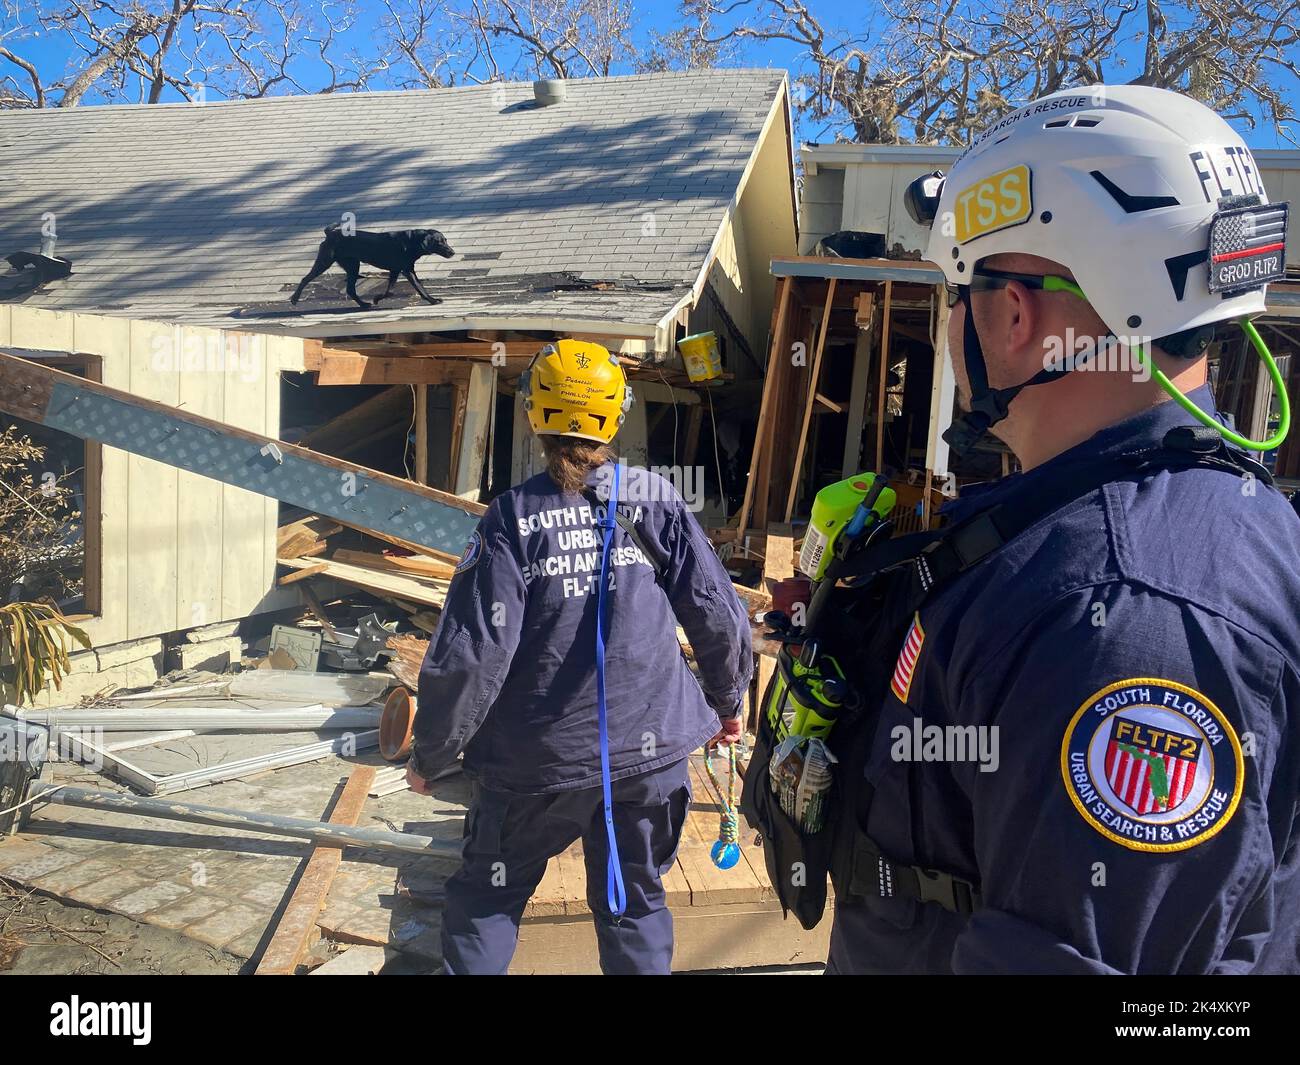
top-left (1207, 201), bottom-right (1289, 295)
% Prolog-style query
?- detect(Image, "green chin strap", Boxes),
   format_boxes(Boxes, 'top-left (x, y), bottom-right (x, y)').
top-left (1045, 275), bottom-right (1291, 452)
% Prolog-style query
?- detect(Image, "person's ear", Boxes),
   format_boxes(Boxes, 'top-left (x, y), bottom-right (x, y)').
top-left (1003, 280), bottom-right (1040, 362)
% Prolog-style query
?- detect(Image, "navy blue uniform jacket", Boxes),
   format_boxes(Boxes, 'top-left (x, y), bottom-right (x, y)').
top-left (836, 388), bottom-right (1300, 974)
top-left (412, 462), bottom-right (753, 794)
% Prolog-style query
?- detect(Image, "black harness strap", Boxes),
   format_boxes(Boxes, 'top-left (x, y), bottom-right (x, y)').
top-left (841, 426), bottom-right (1270, 915)
top-left (582, 484), bottom-right (670, 586)
top-left (847, 832), bottom-right (981, 915)
top-left (614, 509), bottom-right (668, 586)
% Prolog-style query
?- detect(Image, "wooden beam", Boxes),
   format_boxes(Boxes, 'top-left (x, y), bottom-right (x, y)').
top-left (277, 562), bottom-right (328, 585)
top-left (750, 524), bottom-right (794, 732)
top-left (452, 364), bottom-right (496, 500)
top-left (316, 352), bottom-right (472, 386)
top-left (415, 384), bottom-right (429, 486)
top-left (843, 323), bottom-right (874, 477)
top-left (757, 302), bottom-right (807, 526)
top-left (298, 584), bottom-right (338, 640)
top-left (785, 277), bottom-right (837, 521)
top-left (403, 341), bottom-right (540, 358)
top-left (875, 280), bottom-right (894, 473)
top-left (682, 405), bottom-right (704, 464)
top-left (737, 276), bottom-right (794, 538)
top-left (254, 765), bottom-right (378, 976)
top-left (331, 547), bottom-right (457, 582)
top-left (447, 378), bottom-right (469, 493)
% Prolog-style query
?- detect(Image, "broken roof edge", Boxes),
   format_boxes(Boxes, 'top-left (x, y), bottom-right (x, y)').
top-left (770, 255), bottom-right (945, 285)
top-left (224, 312), bottom-right (663, 343)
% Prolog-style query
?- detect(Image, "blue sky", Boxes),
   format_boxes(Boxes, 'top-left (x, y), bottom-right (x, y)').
top-left (3, 0), bottom-right (1295, 147)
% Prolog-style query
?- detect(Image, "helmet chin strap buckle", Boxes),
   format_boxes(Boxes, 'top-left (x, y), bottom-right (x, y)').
top-left (942, 389), bottom-right (1012, 455)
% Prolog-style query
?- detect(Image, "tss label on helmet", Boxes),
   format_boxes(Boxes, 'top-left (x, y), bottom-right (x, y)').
top-left (952, 164), bottom-right (1032, 244)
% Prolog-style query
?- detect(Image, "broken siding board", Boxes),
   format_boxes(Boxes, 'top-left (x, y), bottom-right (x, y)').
top-left (277, 556), bottom-right (450, 609)
top-left (453, 363), bottom-right (496, 500)
top-left (329, 548), bottom-right (457, 582)
top-left (177, 326), bottom-right (226, 632)
top-left (127, 319), bottom-right (181, 637)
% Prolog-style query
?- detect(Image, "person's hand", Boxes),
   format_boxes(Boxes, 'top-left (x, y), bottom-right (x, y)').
top-left (709, 715), bottom-right (743, 749)
top-left (406, 762), bottom-right (435, 795)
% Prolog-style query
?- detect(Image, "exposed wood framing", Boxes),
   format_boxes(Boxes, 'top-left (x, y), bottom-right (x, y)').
top-left (737, 275), bottom-right (794, 538)
top-left (452, 363), bottom-right (496, 499)
top-left (750, 523), bottom-right (794, 731)
top-left (415, 383), bottom-right (429, 485)
top-left (785, 278), bottom-right (837, 521)
top-left (316, 352), bottom-right (473, 386)
top-left (875, 280), bottom-right (895, 473)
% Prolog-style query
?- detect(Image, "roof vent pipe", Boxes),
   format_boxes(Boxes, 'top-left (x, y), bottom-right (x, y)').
top-left (533, 79), bottom-right (567, 107)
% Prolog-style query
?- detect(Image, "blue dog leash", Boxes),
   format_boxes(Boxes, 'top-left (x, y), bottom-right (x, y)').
top-left (595, 461), bottom-right (628, 920)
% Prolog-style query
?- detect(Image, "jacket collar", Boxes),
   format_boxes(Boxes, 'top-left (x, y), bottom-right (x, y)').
top-left (941, 385), bottom-right (1219, 524)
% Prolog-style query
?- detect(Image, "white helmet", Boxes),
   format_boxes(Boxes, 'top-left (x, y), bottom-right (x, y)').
top-left (905, 84), bottom-right (1290, 451)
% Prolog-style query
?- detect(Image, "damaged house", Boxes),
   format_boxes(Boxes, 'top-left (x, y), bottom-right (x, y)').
top-left (0, 69), bottom-right (797, 701)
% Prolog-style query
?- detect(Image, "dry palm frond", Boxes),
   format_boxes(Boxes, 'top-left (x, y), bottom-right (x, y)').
top-left (0, 602), bottom-right (91, 706)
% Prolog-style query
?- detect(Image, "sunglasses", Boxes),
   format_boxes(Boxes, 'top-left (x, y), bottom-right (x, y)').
top-left (945, 268), bottom-right (1086, 307)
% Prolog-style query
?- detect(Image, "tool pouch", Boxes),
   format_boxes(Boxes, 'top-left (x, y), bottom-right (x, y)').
top-left (740, 653), bottom-right (835, 931)
top-left (741, 533), bottom-right (929, 930)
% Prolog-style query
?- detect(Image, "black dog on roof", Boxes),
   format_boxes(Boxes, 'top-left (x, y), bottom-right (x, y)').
top-left (290, 224), bottom-right (455, 309)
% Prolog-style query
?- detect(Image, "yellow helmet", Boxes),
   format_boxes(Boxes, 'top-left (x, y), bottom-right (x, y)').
top-left (519, 339), bottom-right (632, 444)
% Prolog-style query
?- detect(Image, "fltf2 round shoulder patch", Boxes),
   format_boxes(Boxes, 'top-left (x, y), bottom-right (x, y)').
top-left (1060, 678), bottom-right (1243, 853)
top-left (454, 531), bottom-right (483, 575)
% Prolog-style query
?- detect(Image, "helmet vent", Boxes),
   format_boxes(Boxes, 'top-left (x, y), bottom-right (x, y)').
top-left (1091, 170), bottom-right (1180, 213)
top-left (1044, 115), bottom-right (1103, 129)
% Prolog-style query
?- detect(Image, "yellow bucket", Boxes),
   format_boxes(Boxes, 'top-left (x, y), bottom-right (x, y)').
top-left (677, 331), bottom-right (722, 383)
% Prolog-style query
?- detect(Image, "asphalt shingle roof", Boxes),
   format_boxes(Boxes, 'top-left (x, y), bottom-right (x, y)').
top-left (0, 70), bottom-right (786, 337)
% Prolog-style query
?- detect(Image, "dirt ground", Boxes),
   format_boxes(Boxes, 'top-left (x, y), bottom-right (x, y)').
top-left (0, 877), bottom-right (242, 976)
